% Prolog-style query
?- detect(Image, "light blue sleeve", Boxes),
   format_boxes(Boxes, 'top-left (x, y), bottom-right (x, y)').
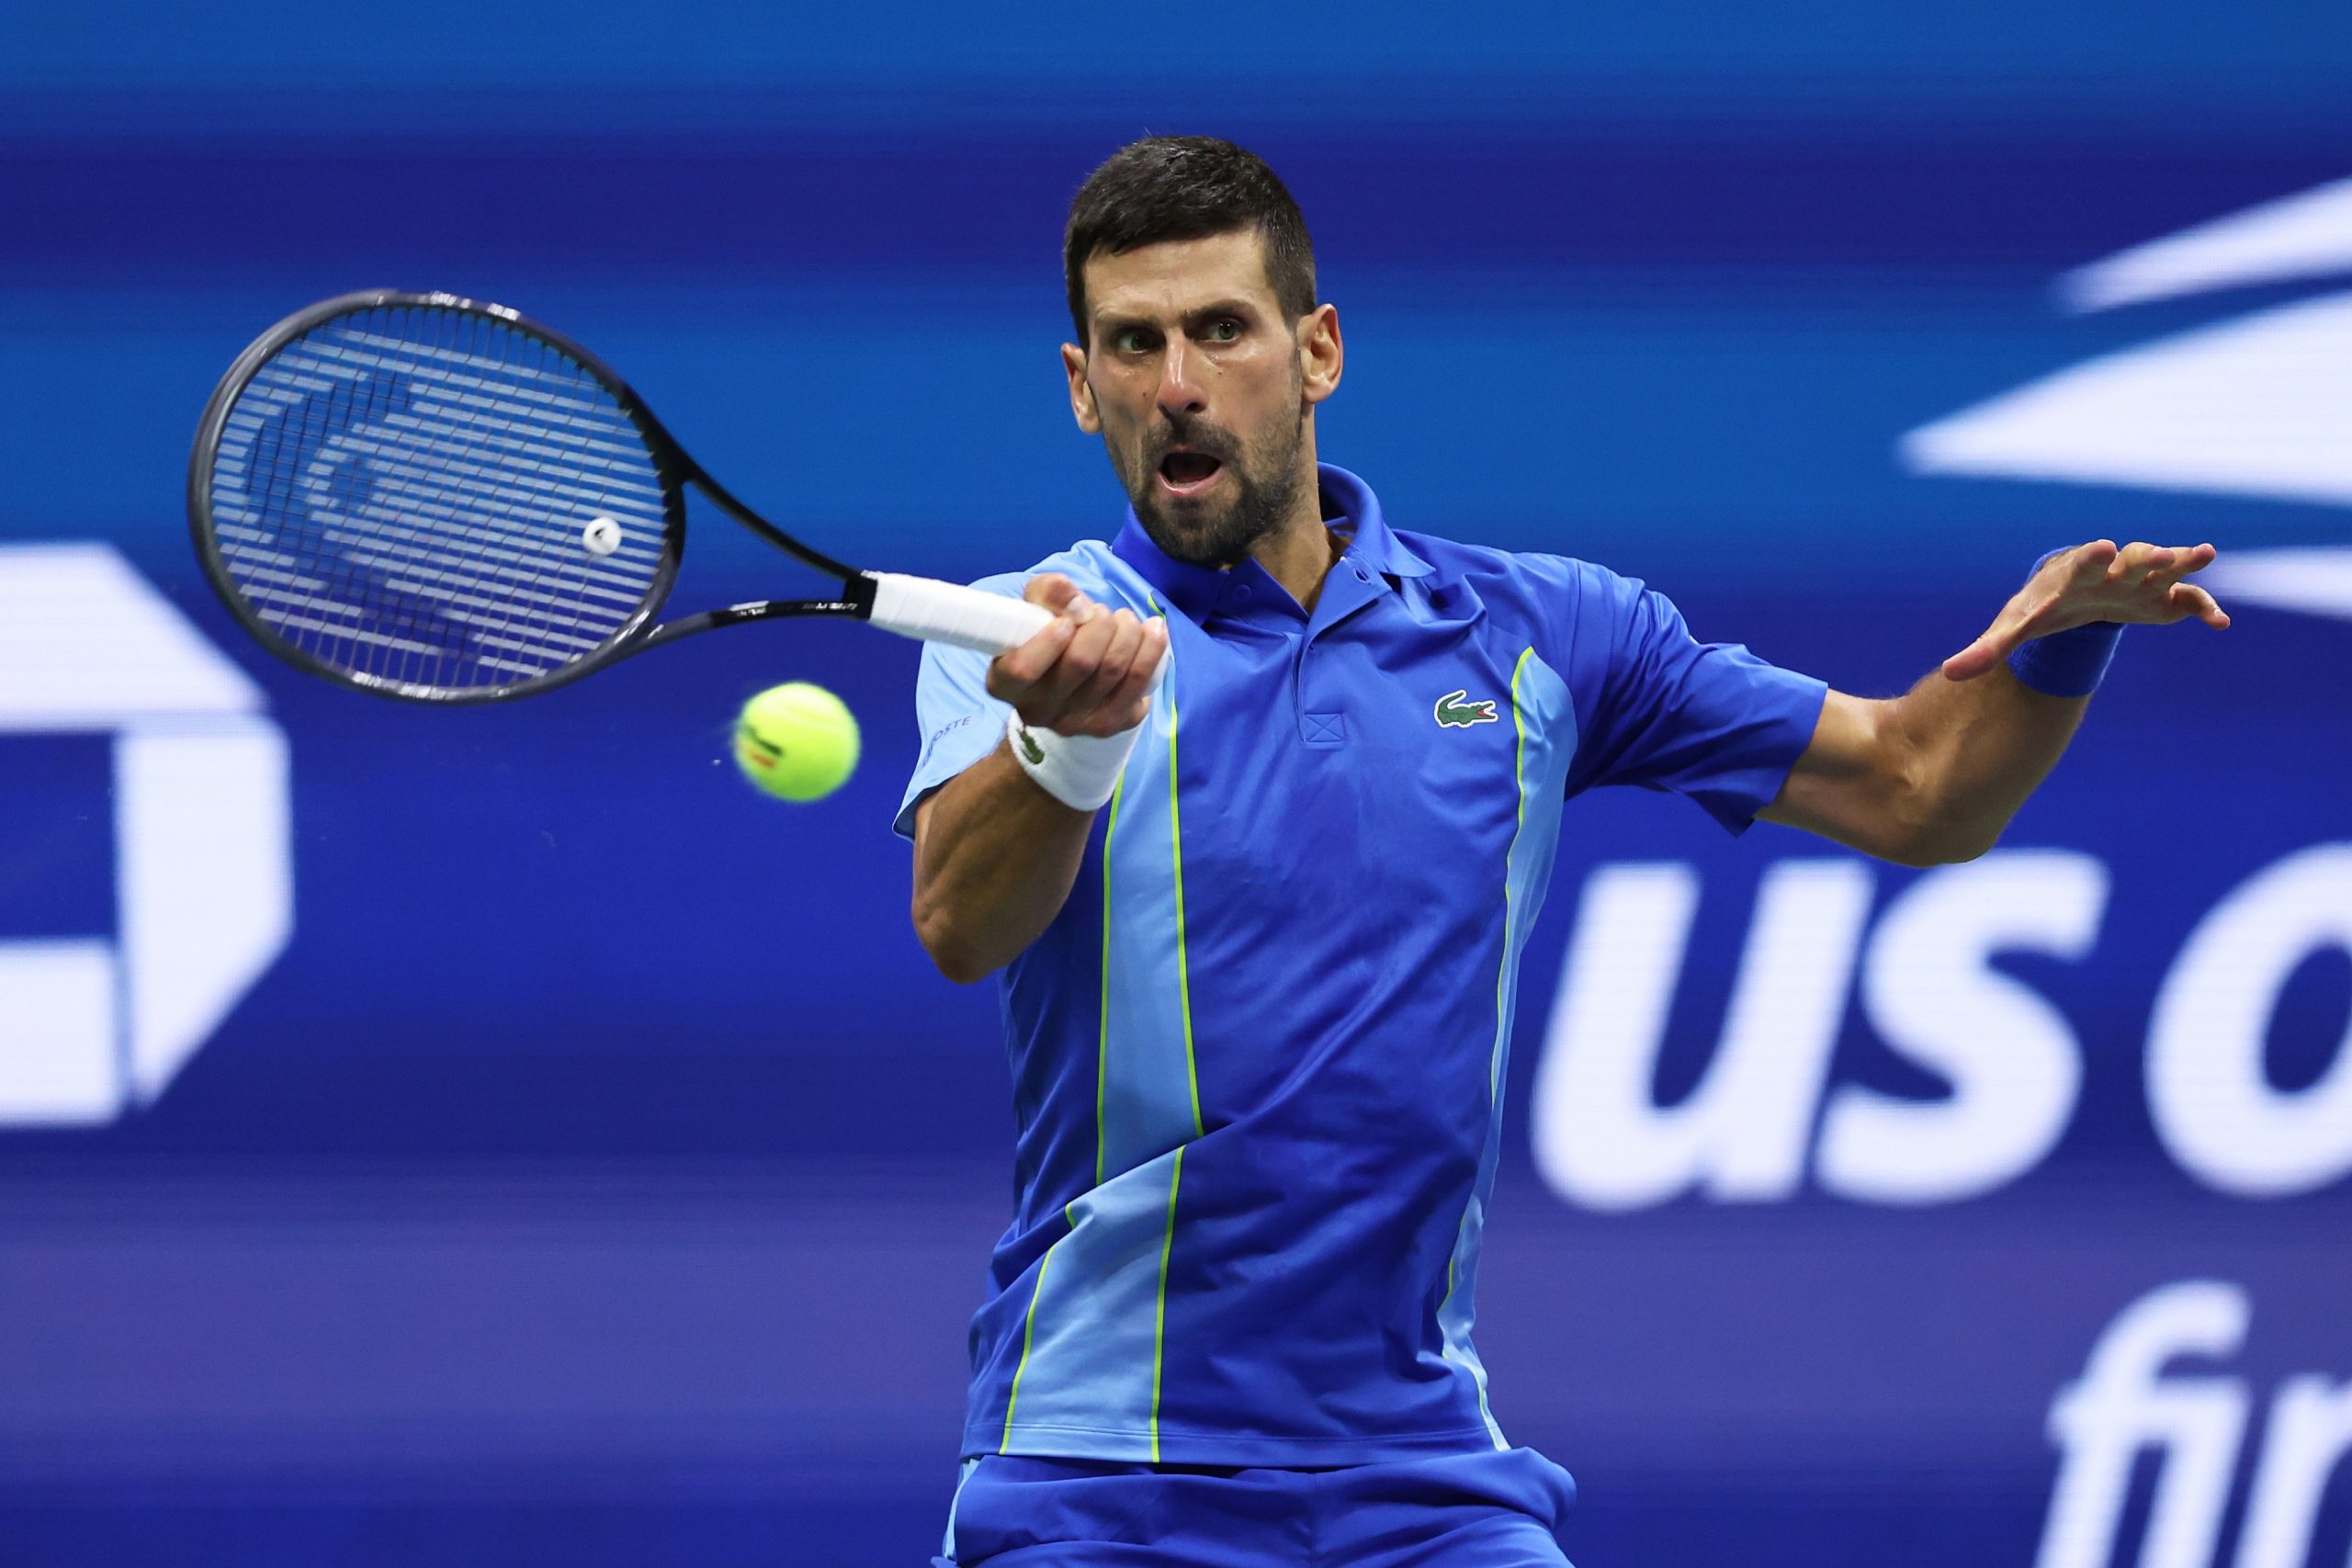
top-left (891, 572), bottom-right (1027, 841)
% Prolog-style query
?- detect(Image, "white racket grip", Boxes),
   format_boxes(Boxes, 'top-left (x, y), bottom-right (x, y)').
top-left (865, 572), bottom-right (1056, 655)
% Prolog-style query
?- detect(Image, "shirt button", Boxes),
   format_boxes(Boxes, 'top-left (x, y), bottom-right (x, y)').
top-left (1233, 584), bottom-right (1252, 602)
top-left (1354, 566), bottom-right (1369, 581)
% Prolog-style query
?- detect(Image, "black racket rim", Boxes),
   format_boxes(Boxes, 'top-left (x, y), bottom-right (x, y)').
top-left (187, 288), bottom-right (694, 705)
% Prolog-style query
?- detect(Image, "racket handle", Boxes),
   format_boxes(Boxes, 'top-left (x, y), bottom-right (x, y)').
top-left (865, 573), bottom-right (1057, 655)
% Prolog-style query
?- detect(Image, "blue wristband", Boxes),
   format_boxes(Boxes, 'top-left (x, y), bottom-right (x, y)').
top-left (2007, 548), bottom-right (2122, 698)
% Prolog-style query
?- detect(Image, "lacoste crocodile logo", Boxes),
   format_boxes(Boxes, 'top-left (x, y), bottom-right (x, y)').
top-left (1016, 724), bottom-right (1046, 764)
top-left (1434, 690), bottom-right (1499, 728)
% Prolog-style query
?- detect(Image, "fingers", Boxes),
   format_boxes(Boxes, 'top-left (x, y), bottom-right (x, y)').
top-left (1025, 601), bottom-right (1125, 719)
top-left (1062, 605), bottom-right (1150, 716)
top-left (2109, 541), bottom-right (2184, 588)
top-left (988, 589), bottom-right (1170, 736)
top-left (1940, 632), bottom-right (2005, 682)
top-left (2169, 581), bottom-right (2232, 629)
top-left (2148, 541), bottom-right (2217, 588)
top-left (1095, 618), bottom-right (1170, 732)
top-left (2087, 541), bottom-right (2233, 627)
top-left (2108, 540), bottom-right (2215, 587)
top-left (2054, 539), bottom-right (2214, 590)
top-left (988, 602), bottom-right (1079, 694)
top-left (1023, 573), bottom-right (1081, 613)
top-left (992, 597), bottom-right (1100, 716)
top-left (2027, 538), bottom-right (2232, 630)
top-left (1951, 538), bottom-right (2227, 686)
top-left (2058, 540), bottom-right (2119, 581)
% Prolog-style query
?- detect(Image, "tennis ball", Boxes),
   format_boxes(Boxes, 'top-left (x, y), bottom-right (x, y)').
top-left (732, 682), bottom-right (859, 802)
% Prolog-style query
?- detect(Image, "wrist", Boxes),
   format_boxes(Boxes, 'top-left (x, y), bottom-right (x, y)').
top-left (2008, 549), bottom-right (2122, 697)
top-left (1006, 708), bottom-right (1143, 811)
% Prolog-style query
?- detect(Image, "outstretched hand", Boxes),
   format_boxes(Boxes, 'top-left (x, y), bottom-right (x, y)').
top-left (1940, 540), bottom-right (2232, 682)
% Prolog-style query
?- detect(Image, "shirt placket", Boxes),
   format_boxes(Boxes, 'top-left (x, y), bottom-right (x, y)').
top-left (1295, 553), bottom-right (1386, 748)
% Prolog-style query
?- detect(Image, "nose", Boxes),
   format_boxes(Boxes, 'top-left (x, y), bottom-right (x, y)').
top-left (1155, 335), bottom-right (1206, 421)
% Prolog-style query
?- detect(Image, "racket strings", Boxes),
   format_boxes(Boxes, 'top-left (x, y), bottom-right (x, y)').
top-left (209, 303), bottom-right (669, 694)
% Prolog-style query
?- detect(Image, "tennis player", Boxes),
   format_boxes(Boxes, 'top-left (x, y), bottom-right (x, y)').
top-left (897, 137), bottom-right (2226, 1567)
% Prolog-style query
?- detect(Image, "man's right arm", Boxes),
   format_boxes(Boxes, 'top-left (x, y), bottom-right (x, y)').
top-left (910, 573), bottom-right (1168, 984)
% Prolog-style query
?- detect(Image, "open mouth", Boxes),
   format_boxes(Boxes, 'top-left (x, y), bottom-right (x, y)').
top-left (1157, 450), bottom-right (1225, 498)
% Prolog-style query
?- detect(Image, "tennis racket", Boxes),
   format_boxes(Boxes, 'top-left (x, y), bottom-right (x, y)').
top-left (187, 288), bottom-right (1055, 703)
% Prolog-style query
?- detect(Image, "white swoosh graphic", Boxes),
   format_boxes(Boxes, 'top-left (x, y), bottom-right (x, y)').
top-left (1903, 178), bottom-right (2352, 622)
top-left (1904, 289), bottom-right (2352, 508)
top-left (2061, 175), bottom-right (2352, 313)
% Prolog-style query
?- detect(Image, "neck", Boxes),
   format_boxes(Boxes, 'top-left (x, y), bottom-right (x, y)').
top-left (1245, 439), bottom-right (1336, 613)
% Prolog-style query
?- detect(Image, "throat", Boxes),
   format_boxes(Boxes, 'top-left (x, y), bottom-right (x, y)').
top-left (1250, 523), bottom-right (1349, 615)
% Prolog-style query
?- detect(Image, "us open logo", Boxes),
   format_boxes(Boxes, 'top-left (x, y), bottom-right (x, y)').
top-left (1904, 174), bottom-right (2352, 625)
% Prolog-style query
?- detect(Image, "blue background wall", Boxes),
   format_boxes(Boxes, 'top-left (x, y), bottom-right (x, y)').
top-left (3, 5), bottom-right (2349, 1564)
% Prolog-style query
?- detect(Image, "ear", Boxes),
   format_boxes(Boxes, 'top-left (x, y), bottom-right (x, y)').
top-left (1061, 342), bottom-right (1102, 434)
top-left (1297, 304), bottom-right (1342, 406)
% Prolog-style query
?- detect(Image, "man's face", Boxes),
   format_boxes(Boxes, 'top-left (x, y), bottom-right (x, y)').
top-left (1062, 229), bottom-right (1336, 568)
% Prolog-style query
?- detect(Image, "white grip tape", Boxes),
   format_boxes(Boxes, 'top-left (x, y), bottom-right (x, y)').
top-left (865, 572), bottom-right (1056, 655)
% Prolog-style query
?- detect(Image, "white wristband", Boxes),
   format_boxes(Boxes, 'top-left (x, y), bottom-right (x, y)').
top-left (1006, 708), bottom-right (1143, 811)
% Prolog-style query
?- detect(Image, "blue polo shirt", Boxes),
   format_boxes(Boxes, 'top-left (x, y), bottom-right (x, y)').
top-left (897, 465), bottom-right (1826, 1467)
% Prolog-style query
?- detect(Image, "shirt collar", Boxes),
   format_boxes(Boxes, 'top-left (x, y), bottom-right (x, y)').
top-left (1110, 463), bottom-right (1430, 625)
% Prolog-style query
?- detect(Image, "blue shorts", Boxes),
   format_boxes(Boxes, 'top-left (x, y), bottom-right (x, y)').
top-left (935, 1447), bottom-right (1577, 1567)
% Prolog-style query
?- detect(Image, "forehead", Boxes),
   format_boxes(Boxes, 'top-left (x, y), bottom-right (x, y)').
top-left (1081, 229), bottom-right (1278, 321)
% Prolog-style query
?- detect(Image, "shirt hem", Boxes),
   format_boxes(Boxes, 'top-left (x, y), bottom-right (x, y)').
top-left (964, 1421), bottom-right (1506, 1467)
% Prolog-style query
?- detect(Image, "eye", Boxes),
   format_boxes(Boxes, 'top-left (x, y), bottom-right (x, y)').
top-left (1205, 317), bottom-right (1243, 344)
top-left (1111, 326), bottom-right (1156, 355)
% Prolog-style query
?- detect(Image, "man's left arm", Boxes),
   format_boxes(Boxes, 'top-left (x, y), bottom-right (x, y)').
top-left (1756, 540), bottom-right (2231, 867)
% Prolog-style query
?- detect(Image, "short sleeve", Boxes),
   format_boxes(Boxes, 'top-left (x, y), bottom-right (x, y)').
top-left (1556, 564), bottom-right (1827, 835)
top-left (891, 573), bottom-right (1027, 841)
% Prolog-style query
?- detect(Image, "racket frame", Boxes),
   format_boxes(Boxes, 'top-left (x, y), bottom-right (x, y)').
top-left (188, 288), bottom-right (881, 704)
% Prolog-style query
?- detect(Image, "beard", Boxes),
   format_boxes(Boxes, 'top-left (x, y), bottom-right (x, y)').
top-left (1118, 400), bottom-right (1311, 570)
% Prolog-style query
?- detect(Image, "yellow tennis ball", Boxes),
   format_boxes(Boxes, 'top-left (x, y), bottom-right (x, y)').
top-left (732, 682), bottom-right (860, 802)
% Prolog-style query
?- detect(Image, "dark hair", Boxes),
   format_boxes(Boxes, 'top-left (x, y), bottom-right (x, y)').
top-left (1063, 136), bottom-right (1317, 347)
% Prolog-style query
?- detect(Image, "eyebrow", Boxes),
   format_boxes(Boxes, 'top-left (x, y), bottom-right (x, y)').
top-left (1094, 299), bottom-right (1265, 335)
